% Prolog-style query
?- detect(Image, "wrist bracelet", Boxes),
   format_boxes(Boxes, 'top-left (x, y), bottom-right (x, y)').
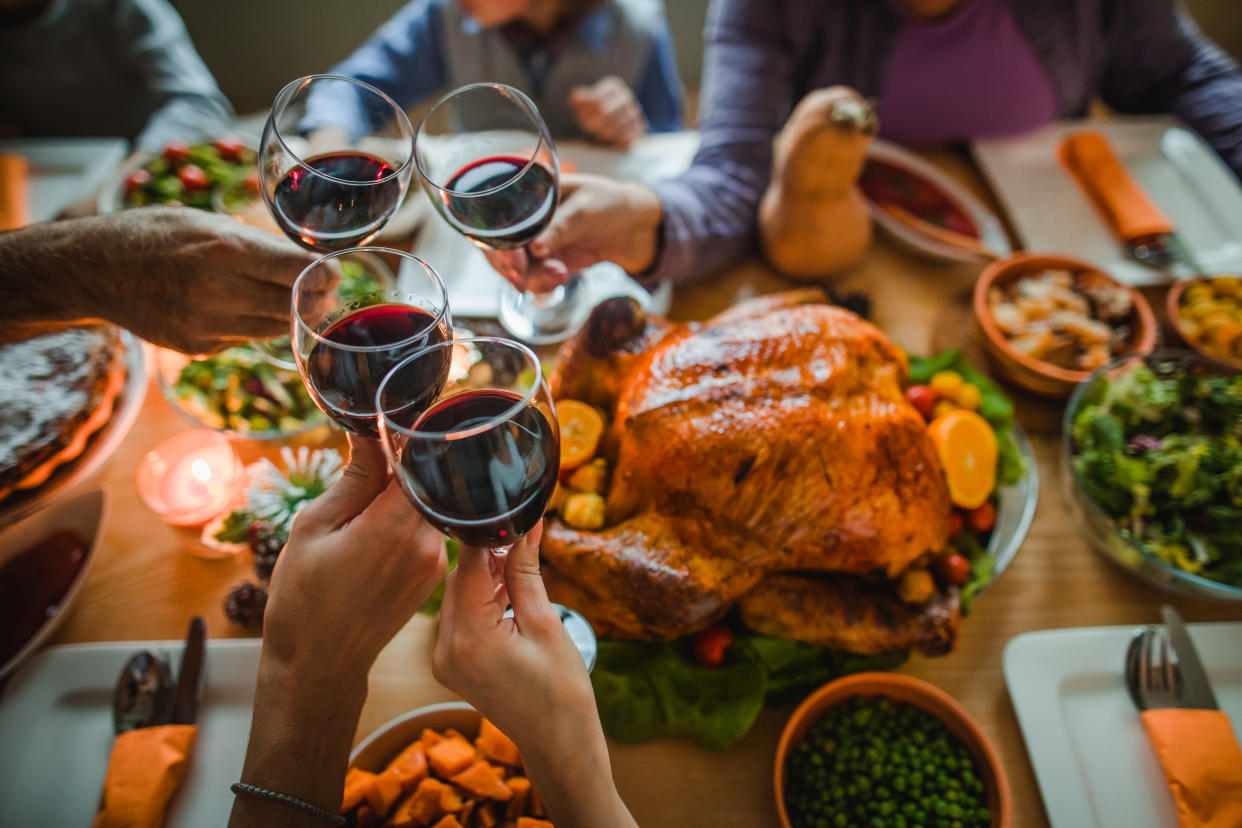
top-left (230, 782), bottom-right (346, 825)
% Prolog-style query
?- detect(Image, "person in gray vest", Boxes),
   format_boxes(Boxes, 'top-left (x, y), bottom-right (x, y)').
top-left (323, 0), bottom-right (683, 146)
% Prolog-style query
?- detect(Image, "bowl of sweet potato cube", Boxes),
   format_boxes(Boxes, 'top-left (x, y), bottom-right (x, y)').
top-left (346, 701), bottom-right (555, 828)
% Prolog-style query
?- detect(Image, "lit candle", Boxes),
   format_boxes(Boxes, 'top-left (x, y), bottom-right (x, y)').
top-left (136, 430), bottom-right (243, 526)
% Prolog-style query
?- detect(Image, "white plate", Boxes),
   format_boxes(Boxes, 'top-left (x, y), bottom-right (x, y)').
top-left (863, 139), bottom-right (1012, 263)
top-left (0, 329), bottom-right (148, 527)
top-left (0, 639), bottom-right (262, 828)
top-left (0, 138), bottom-right (129, 223)
top-left (1003, 622), bottom-right (1242, 828)
top-left (981, 422), bottom-right (1038, 594)
top-left (0, 488), bottom-right (107, 682)
top-left (973, 117), bottom-right (1242, 286)
top-left (408, 131), bottom-right (700, 320)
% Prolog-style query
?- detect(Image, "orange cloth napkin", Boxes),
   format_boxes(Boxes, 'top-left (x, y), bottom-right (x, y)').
top-left (1058, 130), bottom-right (1174, 241)
top-left (92, 725), bottom-right (197, 828)
top-left (0, 152), bottom-right (30, 231)
top-left (1141, 709), bottom-right (1242, 828)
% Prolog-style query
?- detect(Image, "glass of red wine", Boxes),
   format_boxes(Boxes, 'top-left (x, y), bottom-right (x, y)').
top-left (292, 248), bottom-right (452, 438)
top-left (377, 337), bottom-right (560, 555)
top-left (415, 83), bottom-right (590, 344)
top-left (260, 74), bottom-right (414, 253)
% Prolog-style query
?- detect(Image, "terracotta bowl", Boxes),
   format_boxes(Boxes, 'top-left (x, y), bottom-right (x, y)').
top-left (1166, 276), bottom-right (1242, 372)
top-left (774, 673), bottom-right (1012, 828)
top-left (349, 702), bottom-right (480, 772)
top-left (973, 252), bottom-right (1158, 398)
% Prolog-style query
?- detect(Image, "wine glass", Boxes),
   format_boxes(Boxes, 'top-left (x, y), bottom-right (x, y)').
top-left (377, 337), bottom-right (560, 555)
top-left (415, 83), bottom-right (590, 345)
top-left (292, 248), bottom-right (452, 438)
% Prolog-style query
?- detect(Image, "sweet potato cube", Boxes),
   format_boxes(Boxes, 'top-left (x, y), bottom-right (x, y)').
top-left (475, 804), bottom-right (499, 828)
top-left (383, 741), bottom-right (430, 791)
top-left (421, 728), bottom-right (445, 748)
top-left (517, 819), bottom-right (553, 828)
top-left (431, 816), bottom-right (464, 828)
top-left (364, 771), bottom-right (405, 817)
top-left (343, 768), bottom-right (377, 812)
top-left (386, 790), bottom-right (420, 828)
top-left (405, 778), bottom-right (449, 825)
top-left (444, 728), bottom-right (468, 741)
top-left (450, 761), bottom-right (514, 802)
top-left (439, 783), bottom-right (464, 813)
top-left (527, 788), bottom-right (546, 818)
top-left (458, 800), bottom-right (476, 826)
top-left (428, 736), bottom-right (477, 778)
top-left (355, 803), bottom-right (381, 826)
top-left (476, 719), bottom-right (523, 766)
top-left (504, 777), bottom-right (531, 819)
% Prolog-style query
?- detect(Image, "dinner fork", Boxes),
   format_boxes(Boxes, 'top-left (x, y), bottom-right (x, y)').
top-left (1125, 625), bottom-right (1182, 711)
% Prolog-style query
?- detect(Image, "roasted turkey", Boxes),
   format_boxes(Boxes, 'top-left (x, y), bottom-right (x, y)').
top-left (543, 290), bottom-right (963, 656)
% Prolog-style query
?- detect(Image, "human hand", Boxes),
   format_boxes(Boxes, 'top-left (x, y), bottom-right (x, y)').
top-left (482, 173), bottom-right (663, 290)
top-left (568, 76), bottom-right (647, 147)
top-left (263, 435), bottom-right (447, 683)
top-left (89, 206), bottom-right (317, 354)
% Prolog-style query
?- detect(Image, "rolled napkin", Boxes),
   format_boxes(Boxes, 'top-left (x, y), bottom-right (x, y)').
top-left (92, 725), bottom-right (197, 828)
top-left (0, 152), bottom-right (30, 231)
top-left (1058, 130), bottom-right (1174, 242)
top-left (1141, 708), bottom-right (1242, 828)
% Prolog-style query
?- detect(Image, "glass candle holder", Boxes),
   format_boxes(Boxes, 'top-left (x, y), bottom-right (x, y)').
top-left (136, 431), bottom-right (243, 526)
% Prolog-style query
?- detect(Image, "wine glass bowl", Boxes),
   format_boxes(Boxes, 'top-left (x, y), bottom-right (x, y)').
top-left (260, 74), bottom-right (414, 252)
top-left (377, 337), bottom-right (560, 550)
top-left (292, 248), bottom-right (451, 438)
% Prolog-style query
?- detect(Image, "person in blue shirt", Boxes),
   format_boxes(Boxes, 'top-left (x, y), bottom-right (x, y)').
top-left (327, 0), bottom-right (683, 146)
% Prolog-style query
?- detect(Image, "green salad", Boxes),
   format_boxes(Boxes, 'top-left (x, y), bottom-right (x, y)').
top-left (1071, 360), bottom-right (1242, 587)
top-left (123, 139), bottom-right (258, 210)
top-left (171, 346), bottom-right (322, 434)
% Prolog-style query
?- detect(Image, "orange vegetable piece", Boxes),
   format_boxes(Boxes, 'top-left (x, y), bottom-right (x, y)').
top-left (405, 777), bottom-right (449, 825)
top-left (451, 760), bottom-right (515, 802)
top-left (428, 735), bottom-right (477, 778)
top-left (476, 719), bottom-right (523, 766)
top-left (381, 740), bottom-right (429, 791)
top-left (421, 728), bottom-right (445, 748)
top-left (363, 770), bottom-right (404, 817)
top-left (439, 783), bottom-right (464, 813)
top-left (444, 728), bottom-right (468, 741)
top-left (431, 816), bottom-right (464, 828)
top-left (386, 790), bottom-right (420, 828)
top-left (355, 803), bottom-right (381, 826)
top-left (517, 819), bottom-right (554, 828)
top-left (925, 409), bottom-right (997, 509)
top-left (556, 400), bottom-right (604, 471)
top-left (342, 767), bottom-right (376, 812)
top-left (505, 776), bottom-right (532, 819)
top-left (476, 804), bottom-right (499, 827)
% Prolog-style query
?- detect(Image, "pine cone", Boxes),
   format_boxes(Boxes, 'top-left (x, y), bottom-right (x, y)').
top-left (248, 522), bottom-right (285, 582)
top-left (825, 287), bottom-right (873, 320)
top-left (223, 582), bottom-right (268, 629)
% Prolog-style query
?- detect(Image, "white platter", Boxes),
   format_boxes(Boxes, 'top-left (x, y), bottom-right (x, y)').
top-left (973, 116), bottom-right (1242, 286)
top-left (1003, 622), bottom-right (1242, 828)
top-left (0, 137), bottom-right (128, 223)
top-left (864, 139), bottom-right (1012, 263)
top-left (0, 639), bottom-right (262, 828)
top-left (0, 488), bottom-right (107, 682)
top-left (407, 131), bottom-right (700, 320)
top-left (0, 329), bottom-right (148, 527)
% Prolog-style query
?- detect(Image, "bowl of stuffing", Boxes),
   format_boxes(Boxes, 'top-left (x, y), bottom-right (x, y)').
top-left (973, 253), bottom-right (1157, 397)
top-left (1167, 274), bottom-right (1242, 372)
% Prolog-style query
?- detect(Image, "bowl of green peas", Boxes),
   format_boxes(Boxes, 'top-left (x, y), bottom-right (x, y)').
top-left (775, 673), bottom-right (1011, 828)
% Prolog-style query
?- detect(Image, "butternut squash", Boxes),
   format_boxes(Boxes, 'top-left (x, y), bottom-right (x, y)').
top-left (450, 760), bottom-right (515, 802)
top-left (759, 86), bottom-right (877, 279)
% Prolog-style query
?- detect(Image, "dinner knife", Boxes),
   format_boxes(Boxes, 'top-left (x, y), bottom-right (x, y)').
top-left (169, 616), bottom-right (207, 725)
top-left (1161, 605), bottom-right (1219, 710)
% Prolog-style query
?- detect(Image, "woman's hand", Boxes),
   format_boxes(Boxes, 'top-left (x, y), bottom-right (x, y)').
top-left (569, 76), bottom-right (648, 147)
top-left (433, 525), bottom-right (637, 828)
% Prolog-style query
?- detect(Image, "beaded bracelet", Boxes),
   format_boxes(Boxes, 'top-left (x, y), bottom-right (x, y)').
top-left (230, 782), bottom-right (347, 825)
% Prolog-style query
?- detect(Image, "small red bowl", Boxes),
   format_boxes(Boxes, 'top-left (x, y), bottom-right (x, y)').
top-left (1166, 276), bottom-right (1242, 372)
top-left (774, 673), bottom-right (1012, 828)
top-left (973, 253), bottom-right (1157, 397)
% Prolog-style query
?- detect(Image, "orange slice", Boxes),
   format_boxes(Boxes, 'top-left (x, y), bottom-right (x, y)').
top-left (556, 399), bottom-right (604, 471)
top-left (926, 409), bottom-right (997, 509)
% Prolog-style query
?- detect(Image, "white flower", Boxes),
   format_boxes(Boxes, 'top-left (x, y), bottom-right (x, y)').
top-left (243, 447), bottom-right (343, 536)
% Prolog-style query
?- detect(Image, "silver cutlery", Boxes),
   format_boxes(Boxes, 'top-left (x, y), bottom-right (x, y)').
top-left (1125, 605), bottom-right (1219, 712)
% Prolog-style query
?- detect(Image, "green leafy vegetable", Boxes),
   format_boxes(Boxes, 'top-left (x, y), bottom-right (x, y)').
top-left (213, 510), bottom-right (255, 544)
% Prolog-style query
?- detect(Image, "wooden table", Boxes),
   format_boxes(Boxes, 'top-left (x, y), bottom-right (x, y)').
top-left (47, 150), bottom-right (1242, 828)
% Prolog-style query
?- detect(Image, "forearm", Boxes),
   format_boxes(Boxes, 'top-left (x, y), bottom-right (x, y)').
top-left (228, 654), bottom-right (368, 828)
top-left (0, 220), bottom-right (102, 341)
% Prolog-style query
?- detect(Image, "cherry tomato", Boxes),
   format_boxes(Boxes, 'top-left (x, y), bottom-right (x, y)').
top-left (905, 385), bottom-right (937, 419)
top-left (967, 502), bottom-right (996, 534)
top-left (162, 142), bottom-right (190, 164)
top-left (949, 511), bottom-right (964, 537)
top-left (123, 168), bottom-right (151, 196)
top-left (693, 625), bottom-right (734, 668)
top-left (241, 171), bottom-right (261, 195)
top-left (937, 553), bottom-right (971, 587)
top-left (178, 164), bottom-right (209, 191)
top-left (213, 136), bottom-right (244, 162)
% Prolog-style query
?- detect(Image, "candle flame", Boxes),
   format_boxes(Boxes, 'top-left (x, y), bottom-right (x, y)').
top-left (191, 458), bottom-right (212, 482)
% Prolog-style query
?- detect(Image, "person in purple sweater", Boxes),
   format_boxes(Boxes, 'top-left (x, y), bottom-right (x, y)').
top-left (497, 0), bottom-right (1242, 287)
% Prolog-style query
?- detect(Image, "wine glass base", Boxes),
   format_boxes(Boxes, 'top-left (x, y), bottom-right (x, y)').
top-left (497, 273), bottom-right (591, 345)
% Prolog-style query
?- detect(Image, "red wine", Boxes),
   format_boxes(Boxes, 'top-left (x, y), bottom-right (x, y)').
top-left (399, 389), bottom-right (558, 547)
top-left (272, 152), bottom-right (402, 252)
top-left (443, 155), bottom-right (557, 249)
top-left (306, 303), bottom-right (449, 437)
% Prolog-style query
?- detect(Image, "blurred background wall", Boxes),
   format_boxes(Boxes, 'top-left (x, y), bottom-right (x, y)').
top-left (171, 0), bottom-right (1240, 117)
